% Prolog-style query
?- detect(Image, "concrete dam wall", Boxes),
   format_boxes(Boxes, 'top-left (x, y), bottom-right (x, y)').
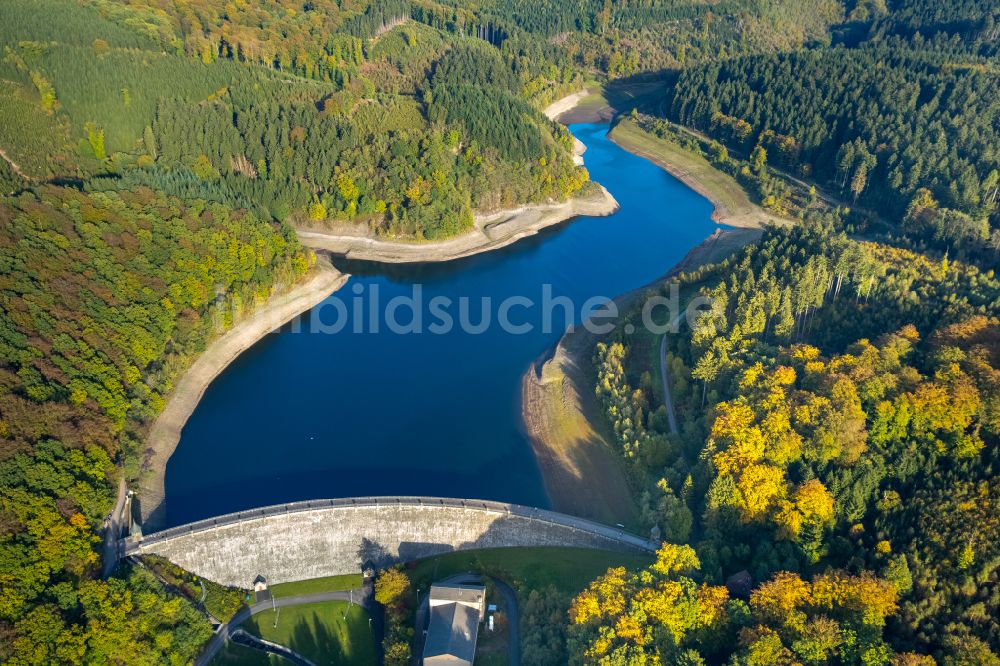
top-left (126, 497), bottom-right (654, 588)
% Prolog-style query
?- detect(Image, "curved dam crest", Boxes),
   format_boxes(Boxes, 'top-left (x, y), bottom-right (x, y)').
top-left (128, 497), bottom-right (654, 587)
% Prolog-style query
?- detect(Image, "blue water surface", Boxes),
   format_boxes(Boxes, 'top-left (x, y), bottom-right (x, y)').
top-left (163, 123), bottom-right (717, 526)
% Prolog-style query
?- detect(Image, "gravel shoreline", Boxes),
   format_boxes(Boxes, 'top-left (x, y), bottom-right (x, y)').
top-left (137, 89), bottom-right (616, 527)
top-left (138, 259), bottom-right (349, 528)
top-left (297, 184), bottom-right (619, 263)
top-left (521, 227), bottom-right (762, 522)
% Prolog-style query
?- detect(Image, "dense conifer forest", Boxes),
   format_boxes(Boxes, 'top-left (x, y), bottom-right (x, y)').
top-left (0, 0), bottom-right (585, 237)
top-left (667, 46), bottom-right (998, 252)
top-left (0, 0), bottom-right (587, 659)
top-left (0, 0), bottom-right (997, 663)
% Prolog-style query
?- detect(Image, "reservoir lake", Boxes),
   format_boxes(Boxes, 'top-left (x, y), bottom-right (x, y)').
top-left (164, 123), bottom-right (717, 526)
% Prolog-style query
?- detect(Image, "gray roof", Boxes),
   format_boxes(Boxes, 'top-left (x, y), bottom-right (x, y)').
top-left (423, 602), bottom-right (479, 665)
top-left (429, 582), bottom-right (485, 605)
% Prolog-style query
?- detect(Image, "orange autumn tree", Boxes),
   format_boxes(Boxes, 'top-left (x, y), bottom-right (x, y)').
top-left (740, 570), bottom-right (900, 664)
top-left (703, 362), bottom-right (837, 555)
top-left (568, 544), bottom-right (731, 664)
top-left (567, 544), bottom-right (919, 664)
top-left (596, 222), bottom-right (999, 663)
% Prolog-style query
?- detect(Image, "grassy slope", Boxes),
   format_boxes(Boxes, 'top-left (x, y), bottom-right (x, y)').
top-left (408, 546), bottom-right (653, 599)
top-left (211, 601), bottom-right (375, 666)
top-left (269, 574), bottom-right (364, 599)
top-left (609, 118), bottom-right (783, 228)
top-left (522, 323), bottom-right (641, 528)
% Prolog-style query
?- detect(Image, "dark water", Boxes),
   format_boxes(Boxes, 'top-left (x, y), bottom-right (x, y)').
top-left (163, 123), bottom-right (717, 526)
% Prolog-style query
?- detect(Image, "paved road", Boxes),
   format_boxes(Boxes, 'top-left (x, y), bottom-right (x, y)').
top-left (195, 587), bottom-right (372, 666)
top-left (659, 335), bottom-right (679, 436)
top-left (101, 478), bottom-right (128, 578)
top-left (492, 578), bottom-right (521, 666)
top-left (660, 325), bottom-right (707, 542)
top-left (658, 306), bottom-right (690, 437)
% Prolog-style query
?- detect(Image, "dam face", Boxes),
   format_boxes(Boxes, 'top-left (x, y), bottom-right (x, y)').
top-left (127, 497), bottom-right (654, 587)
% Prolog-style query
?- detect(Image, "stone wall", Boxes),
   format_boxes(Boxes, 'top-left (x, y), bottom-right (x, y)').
top-left (127, 497), bottom-right (653, 587)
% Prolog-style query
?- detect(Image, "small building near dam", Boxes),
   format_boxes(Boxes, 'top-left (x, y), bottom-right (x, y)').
top-left (423, 581), bottom-right (487, 665)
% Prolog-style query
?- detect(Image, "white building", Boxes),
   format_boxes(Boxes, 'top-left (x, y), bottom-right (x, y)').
top-left (423, 582), bottom-right (487, 665)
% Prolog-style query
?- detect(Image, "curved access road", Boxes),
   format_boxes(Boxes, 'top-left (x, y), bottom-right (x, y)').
top-left (229, 629), bottom-right (316, 666)
top-left (493, 578), bottom-right (521, 666)
top-left (659, 334), bottom-right (679, 436)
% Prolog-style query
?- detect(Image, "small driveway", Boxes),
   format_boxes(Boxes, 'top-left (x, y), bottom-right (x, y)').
top-left (101, 479), bottom-right (128, 578)
top-left (417, 573), bottom-right (520, 666)
top-left (492, 578), bottom-right (520, 666)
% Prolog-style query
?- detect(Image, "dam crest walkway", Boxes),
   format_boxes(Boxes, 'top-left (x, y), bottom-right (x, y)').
top-left (125, 496), bottom-right (655, 587)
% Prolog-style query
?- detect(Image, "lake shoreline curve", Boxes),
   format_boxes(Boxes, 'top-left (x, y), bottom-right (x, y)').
top-left (521, 226), bottom-right (763, 522)
top-left (135, 90), bottom-right (610, 526)
top-left (138, 259), bottom-right (349, 527)
top-left (607, 120), bottom-right (789, 230)
top-left (297, 184), bottom-right (619, 264)
top-left (137, 87), bottom-right (762, 529)
top-left (520, 92), bottom-right (776, 521)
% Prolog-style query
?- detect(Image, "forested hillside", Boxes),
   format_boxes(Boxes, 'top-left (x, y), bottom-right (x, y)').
top-left (0, 0), bottom-right (596, 660)
top-left (0, 187), bottom-right (310, 664)
top-left (657, 0), bottom-right (1000, 260)
top-left (530, 0), bottom-right (1000, 637)
top-left (1, 0), bottom-right (586, 238)
top-left (667, 45), bottom-right (999, 251)
top-left (1, 0), bottom-right (998, 662)
top-left (581, 217), bottom-right (999, 663)
top-left (465, 0), bottom-right (844, 75)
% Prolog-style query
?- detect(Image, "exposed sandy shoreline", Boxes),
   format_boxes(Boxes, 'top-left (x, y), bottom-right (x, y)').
top-left (521, 227), bottom-right (762, 521)
top-left (521, 88), bottom-right (778, 521)
top-left (544, 90), bottom-right (594, 164)
top-left (135, 90), bottom-right (609, 526)
top-left (521, 319), bottom-right (638, 525)
top-left (543, 89), bottom-right (593, 121)
top-left (612, 137), bottom-right (771, 229)
top-left (607, 121), bottom-right (790, 230)
top-left (136, 88), bottom-right (764, 530)
top-left (138, 259), bottom-right (349, 528)
top-left (298, 184), bottom-right (619, 263)
top-left (296, 90), bottom-right (618, 262)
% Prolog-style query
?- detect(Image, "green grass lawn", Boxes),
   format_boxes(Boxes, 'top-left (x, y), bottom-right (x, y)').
top-left (409, 547), bottom-right (653, 599)
top-left (407, 548), bottom-right (651, 666)
top-left (209, 642), bottom-right (274, 666)
top-left (609, 119), bottom-right (756, 219)
top-left (268, 574), bottom-right (364, 599)
top-left (211, 600), bottom-right (375, 666)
